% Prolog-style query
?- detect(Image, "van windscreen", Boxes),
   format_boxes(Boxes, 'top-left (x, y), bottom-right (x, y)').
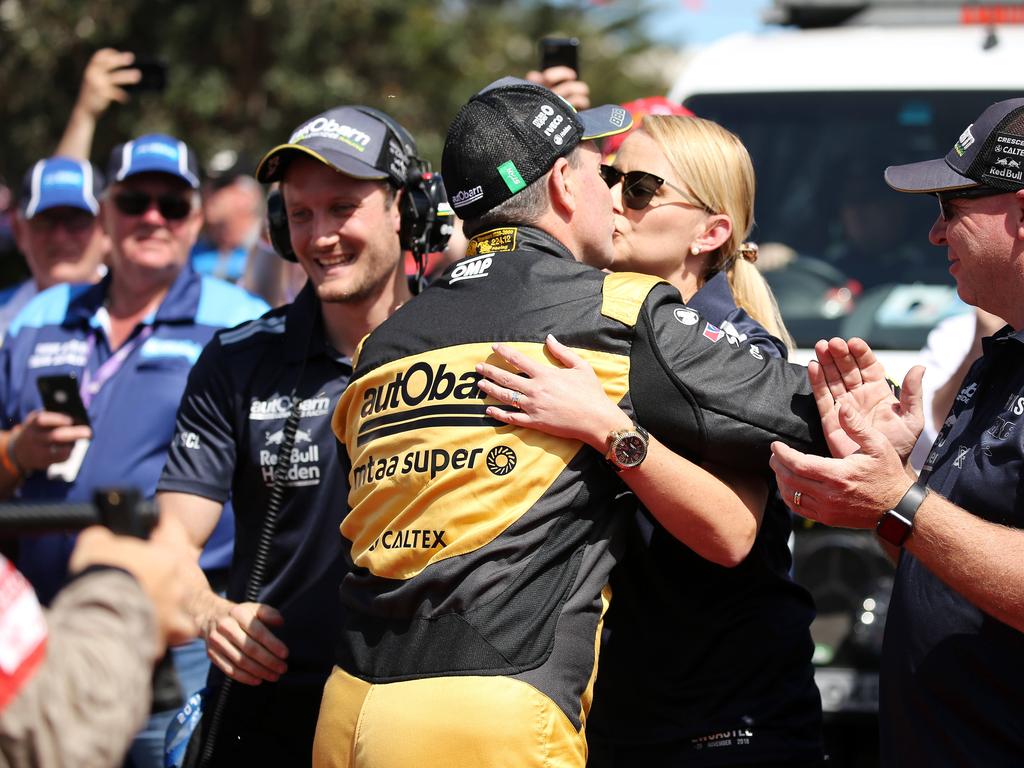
top-left (685, 90), bottom-right (1015, 349)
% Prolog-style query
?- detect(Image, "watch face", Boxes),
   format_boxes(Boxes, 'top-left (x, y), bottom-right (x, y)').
top-left (876, 511), bottom-right (911, 547)
top-left (614, 434), bottom-right (647, 467)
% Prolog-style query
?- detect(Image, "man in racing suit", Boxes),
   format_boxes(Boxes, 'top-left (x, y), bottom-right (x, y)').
top-left (314, 78), bottom-right (828, 768)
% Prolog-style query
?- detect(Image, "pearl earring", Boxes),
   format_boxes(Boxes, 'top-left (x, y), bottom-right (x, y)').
top-left (690, 244), bottom-right (701, 256)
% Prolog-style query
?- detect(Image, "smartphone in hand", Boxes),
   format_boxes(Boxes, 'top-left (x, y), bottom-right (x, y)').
top-left (36, 374), bottom-right (91, 427)
top-left (122, 57), bottom-right (168, 93)
top-left (539, 37), bottom-right (580, 76)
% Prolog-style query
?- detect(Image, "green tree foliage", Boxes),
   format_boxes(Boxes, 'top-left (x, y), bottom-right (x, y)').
top-left (0, 0), bottom-right (669, 182)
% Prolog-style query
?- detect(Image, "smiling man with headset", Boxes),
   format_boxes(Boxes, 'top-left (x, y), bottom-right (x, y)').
top-left (154, 105), bottom-right (450, 764)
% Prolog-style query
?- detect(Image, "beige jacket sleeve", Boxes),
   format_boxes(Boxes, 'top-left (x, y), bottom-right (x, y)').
top-left (0, 567), bottom-right (157, 768)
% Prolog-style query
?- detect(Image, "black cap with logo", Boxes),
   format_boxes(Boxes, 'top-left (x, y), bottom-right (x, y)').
top-left (441, 77), bottom-right (632, 220)
top-left (885, 98), bottom-right (1024, 194)
top-left (256, 106), bottom-right (414, 188)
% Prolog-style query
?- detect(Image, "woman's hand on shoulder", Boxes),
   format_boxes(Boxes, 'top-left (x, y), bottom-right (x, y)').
top-left (476, 334), bottom-right (632, 450)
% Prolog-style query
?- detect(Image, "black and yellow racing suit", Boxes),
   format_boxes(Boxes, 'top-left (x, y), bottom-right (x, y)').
top-left (314, 226), bottom-right (825, 768)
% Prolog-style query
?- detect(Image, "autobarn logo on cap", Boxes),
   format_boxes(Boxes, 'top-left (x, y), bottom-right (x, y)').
top-left (451, 185), bottom-right (484, 209)
top-left (291, 117), bottom-right (372, 153)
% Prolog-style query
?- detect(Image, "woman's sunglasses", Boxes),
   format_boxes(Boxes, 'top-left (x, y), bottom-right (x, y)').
top-left (935, 186), bottom-right (1007, 221)
top-left (599, 164), bottom-right (707, 212)
top-left (112, 190), bottom-right (193, 221)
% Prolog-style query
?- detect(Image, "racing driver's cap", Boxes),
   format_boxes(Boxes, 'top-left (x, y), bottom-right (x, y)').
top-left (441, 77), bottom-right (633, 220)
top-left (256, 106), bottom-right (414, 188)
top-left (885, 97), bottom-right (1024, 194)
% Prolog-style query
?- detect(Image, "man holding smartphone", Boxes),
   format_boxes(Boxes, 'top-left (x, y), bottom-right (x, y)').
top-left (0, 132), bottom-right (268, 768)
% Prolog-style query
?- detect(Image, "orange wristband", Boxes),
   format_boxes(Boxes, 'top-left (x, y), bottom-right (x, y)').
top-left (0, 432), bottom-right (24, 478)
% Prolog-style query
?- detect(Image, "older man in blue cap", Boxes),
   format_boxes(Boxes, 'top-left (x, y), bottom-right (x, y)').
top-left (0, 132), bottom-right (268, 768)
top-left (1, 157), bottom-right (109, 337)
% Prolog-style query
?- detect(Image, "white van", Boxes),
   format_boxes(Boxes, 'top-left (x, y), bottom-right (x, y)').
top-left (668, 2), bottom-right (1023, 756)
top-left (670, 10), bottom-right (1024, 377)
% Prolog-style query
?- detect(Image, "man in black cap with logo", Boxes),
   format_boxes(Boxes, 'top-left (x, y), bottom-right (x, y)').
top-left (771, 98), bottom-right (1024, 767)
top-left (317, 77), bottom-right (832, 767)
top-left (155, 105), bottom-right (445, 764)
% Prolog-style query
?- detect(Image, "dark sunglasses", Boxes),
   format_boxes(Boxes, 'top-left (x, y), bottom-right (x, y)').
top-left (935, 186), bottom-right (1007, 221)
top-left (113, 190), bottom-right (193, 220)
top-left (599, 164), bottom-right (707, 212)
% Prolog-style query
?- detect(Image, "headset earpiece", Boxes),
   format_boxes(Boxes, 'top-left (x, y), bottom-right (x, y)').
top-left (266, 188), bottom-right (297, 262)
top-left (351, 107), bottom-right (453, 266)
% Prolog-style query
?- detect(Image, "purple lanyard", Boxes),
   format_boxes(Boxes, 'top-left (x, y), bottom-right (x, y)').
top-left (79, 325), bottom-right (154, 408)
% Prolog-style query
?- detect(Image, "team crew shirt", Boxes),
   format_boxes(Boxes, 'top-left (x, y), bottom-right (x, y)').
top-left (0, 266), bottom-right (268, 603)
top-left (325, 226), bottom-right (828, 746)
top-left (159, 281), bottom-right (352, 693)
top-left (588, 270), bottom-right (823, 767)
top-left (880, 325), bottom-right (1024, 767)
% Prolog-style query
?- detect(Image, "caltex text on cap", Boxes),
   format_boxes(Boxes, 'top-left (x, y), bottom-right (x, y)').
top-left (441, 77), bottom-right (632, 221)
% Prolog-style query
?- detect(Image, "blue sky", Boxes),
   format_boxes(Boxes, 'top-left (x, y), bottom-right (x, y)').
top-left (644, 0), bottom-right (771, 45)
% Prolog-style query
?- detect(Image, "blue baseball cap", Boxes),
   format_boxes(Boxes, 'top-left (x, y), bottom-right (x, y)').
top-left (107, 133), bottom-right (201, 189)
top-left (19, 157), bottom-right (103, 219)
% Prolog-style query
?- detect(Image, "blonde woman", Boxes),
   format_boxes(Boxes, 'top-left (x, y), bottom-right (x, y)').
top-left (477, 116), bottom-right (823, 767)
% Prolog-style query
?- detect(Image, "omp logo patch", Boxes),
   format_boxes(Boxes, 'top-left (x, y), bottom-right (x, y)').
top-left (486, 445), bottom-right (516, 476)
top-left (674, 307), bottom-right (699, 326)
top-left (450, 255), bottom-right (492, 283)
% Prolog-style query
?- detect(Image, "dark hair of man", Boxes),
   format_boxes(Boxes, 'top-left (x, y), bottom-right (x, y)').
top-left (463, 146), bottom-right (582, 236)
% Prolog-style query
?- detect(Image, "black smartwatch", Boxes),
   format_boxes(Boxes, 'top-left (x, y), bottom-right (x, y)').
top-left (605, 424), bottom-right (650, 471)
top-left (876, 482), bottom-right (929, 547)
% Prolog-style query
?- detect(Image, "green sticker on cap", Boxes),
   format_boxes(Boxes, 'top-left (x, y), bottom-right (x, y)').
top-left (498, 161), bottom-right (526, 194)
